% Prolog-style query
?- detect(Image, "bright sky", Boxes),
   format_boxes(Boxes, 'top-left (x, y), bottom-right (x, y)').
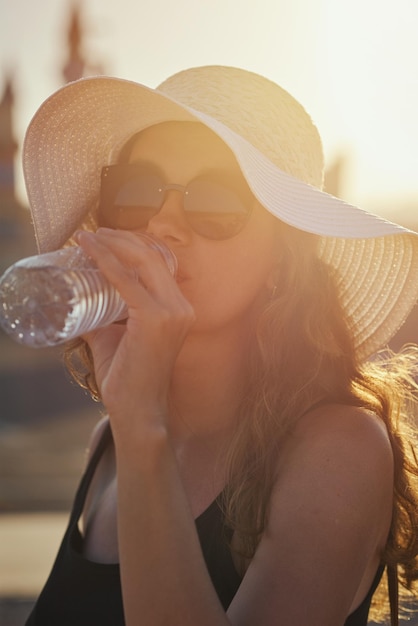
top-left (1, 0), bottom-right (417, 223)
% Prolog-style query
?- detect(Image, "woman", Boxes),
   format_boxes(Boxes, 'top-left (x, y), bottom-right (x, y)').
top-left (24, 66), bottom-right (418, 625)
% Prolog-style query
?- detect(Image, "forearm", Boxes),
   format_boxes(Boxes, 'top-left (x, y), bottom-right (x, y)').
top-left (114, 424), bottom-right (231, 626)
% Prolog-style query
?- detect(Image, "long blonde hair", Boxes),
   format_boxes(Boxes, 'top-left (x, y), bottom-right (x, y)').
top-left (218, 224), bottom-right (418, 620)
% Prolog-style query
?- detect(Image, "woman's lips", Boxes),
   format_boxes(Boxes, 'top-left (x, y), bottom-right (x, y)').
top-left (176, 274), bottom-right (187, 284)
top-left (174, 267), bottom-right (189, 284)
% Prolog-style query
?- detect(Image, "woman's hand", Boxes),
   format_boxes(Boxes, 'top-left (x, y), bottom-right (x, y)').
top-left (76, 228), bottom-right (195, 434)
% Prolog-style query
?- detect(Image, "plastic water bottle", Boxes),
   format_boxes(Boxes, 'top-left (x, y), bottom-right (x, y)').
top-left (0, 233), bottom-right (177, 348)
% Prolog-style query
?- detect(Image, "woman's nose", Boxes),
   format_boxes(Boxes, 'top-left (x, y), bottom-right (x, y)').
top-left (146, 189), bottom-right (192, 243)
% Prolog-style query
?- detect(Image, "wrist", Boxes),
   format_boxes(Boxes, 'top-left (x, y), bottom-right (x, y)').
top-left (111, 412), bottom-right (171, 467)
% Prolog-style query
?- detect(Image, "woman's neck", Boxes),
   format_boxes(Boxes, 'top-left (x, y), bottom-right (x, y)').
top-left (168, 322), bottom-right (251, 444)
top-left (159, 324), bottom-right (252, 515)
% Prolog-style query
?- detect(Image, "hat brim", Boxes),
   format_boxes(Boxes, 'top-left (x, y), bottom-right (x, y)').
top-left (22, 76), bottom-right (418, 359)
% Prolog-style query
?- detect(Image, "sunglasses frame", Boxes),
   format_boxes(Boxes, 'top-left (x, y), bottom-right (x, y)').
top-left (98, 163), bottom-right (255, 240)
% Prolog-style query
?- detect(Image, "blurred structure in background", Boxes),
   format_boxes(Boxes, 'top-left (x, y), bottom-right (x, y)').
top-left (0, 77), bottom-right (35, 274)
top-left (0, 0), bottom-right (102, 512)
top-left (63, 2), bottom-right (90, 83)
top-left (324, 152), bottom-right (418, 352)
top-left (0, 3), bottom-right (100, 626)
top-left (63, 1), bottom-right (104, 83)
top-left (0, 6), bottom-right (102, 621)
top-left (323, 152), bottom-right (347, 200)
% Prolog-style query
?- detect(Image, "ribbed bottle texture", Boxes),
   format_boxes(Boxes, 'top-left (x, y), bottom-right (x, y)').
top-left (0, 235), bottom-right (177, 348)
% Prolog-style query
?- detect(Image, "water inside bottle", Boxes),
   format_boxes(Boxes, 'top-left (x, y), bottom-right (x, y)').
top-left (0, 266), bottom-right (81, 347)
top-left (0, 262), bottom-right (129, 347)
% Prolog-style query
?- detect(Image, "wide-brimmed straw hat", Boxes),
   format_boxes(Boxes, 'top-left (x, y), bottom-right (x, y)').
top-left (22, 65), bottom-right (418, 360)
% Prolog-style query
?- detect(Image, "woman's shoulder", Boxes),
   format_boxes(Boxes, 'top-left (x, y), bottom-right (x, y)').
top-left (290, 402), bottom-right (392, 456)
top-left (275, 402), bottom-right (394, 513)
top-left (229, 404), bottom-right (394, 623)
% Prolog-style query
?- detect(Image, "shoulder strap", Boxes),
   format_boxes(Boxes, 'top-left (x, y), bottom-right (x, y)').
top-left (387, 564), bottom-right (399, 626)
top-left (68, 419), bottom-right (113, 524)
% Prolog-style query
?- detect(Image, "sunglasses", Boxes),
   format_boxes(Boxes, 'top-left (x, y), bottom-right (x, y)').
top-left (98, 163), bottom-right (254, 240)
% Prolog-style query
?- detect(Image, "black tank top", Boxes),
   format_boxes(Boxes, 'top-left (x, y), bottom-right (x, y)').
top-left (26, 423), bottom-right (384, 625)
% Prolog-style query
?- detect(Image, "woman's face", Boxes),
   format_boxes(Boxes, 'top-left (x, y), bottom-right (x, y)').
top-left (124, 122), bottom-right (281, 335)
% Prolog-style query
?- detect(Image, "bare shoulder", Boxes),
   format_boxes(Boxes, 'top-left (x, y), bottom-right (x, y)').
top-left (275, 403), bottom-right (394, 511)
top-left (294, 402), bottom-right (390, 437)
top-left (272, 402), bottom-right (394, 545)
top-left (227, 404), bottom-right (394, 624)
top-left (284, 403), bottom-right (393, 471)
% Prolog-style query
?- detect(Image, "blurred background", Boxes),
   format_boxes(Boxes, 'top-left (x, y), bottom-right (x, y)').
top-left (0, 0), bottom-right (417, 623)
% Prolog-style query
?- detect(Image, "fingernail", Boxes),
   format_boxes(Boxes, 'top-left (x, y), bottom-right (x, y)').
top-left (75, 230), bottom-right (95, 243)
top-left (96, 227), bottom-right (114, 234)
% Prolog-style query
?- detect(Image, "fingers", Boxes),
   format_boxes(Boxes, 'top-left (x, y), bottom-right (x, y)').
top-left (76, 229), bottom-right (176, 307)
top-left (76, 228), bottom-right (195, 331)
top-left (77, 228), bottom-right (171, 277)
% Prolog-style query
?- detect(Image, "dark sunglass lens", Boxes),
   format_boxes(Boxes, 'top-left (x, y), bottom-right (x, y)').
top-left (115, 173), bottom-right (161, 209)
top-left (101, 168), bottom-right (163, 230)
top-left (185, 180), bottom-right (251, 239)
